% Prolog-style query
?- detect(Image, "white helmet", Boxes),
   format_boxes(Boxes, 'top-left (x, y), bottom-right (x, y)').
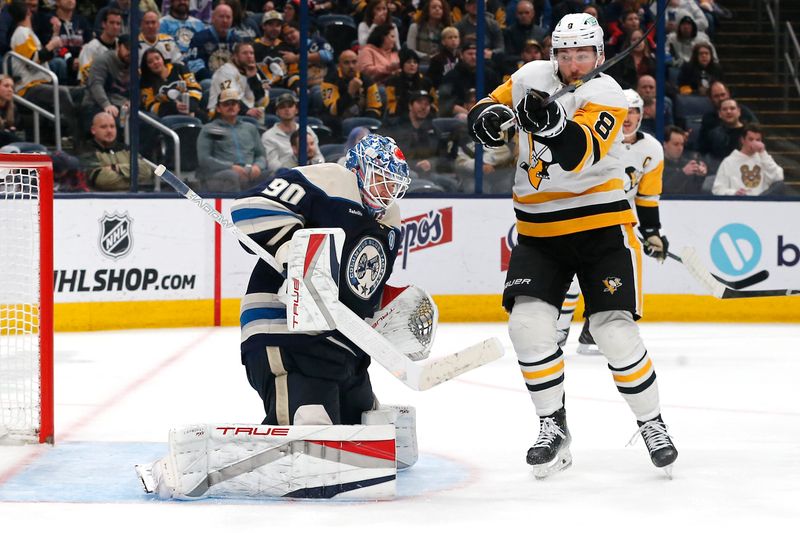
top-left (623, 89), bottom-right (644, 133)
top-left (550, 13), bottom-right (604, 70)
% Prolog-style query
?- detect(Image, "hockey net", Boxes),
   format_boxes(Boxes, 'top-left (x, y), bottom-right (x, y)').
top-left (0, 154), bottom-right (53, 444)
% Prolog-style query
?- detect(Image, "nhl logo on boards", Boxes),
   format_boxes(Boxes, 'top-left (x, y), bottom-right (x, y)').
top-left (347, 236), bottom-right (387, 300)
top-left (99, 212), bottom-right (133, 259)
top-left (602, 276), bottom-right (622, 294)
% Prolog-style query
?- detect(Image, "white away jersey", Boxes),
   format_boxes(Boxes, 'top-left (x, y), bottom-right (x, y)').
top-left (619, 131), bottom-right (664, 214)
top-left (487, 60), bottom-right (635, 237)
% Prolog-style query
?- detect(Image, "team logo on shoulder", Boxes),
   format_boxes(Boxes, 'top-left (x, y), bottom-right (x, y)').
top-left (388, 230), bottom-right (396, 251)
top-left (99, 212), bottom-right (133, 259)
top-left (602, 276), bottom-right (622, 294)
top-left (347, 237), bottom-right (387, 300)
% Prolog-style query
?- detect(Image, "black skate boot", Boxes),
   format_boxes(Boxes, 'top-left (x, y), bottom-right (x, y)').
top-left (630, 415), bottom-right (678, 478)
top-left (527, 408), bottom-right (572, 479)
top-left (576, 319), bottom-right (603, 355)
top-left (556, 325), bottom-right (570, 348)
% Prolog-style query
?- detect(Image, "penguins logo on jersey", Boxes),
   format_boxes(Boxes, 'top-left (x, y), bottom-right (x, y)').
top-left (602, 276), bottom-right (622, 294)
top-left (347, 237), bottom-right (387, 299)
top-left (520, 138), bottom-right (553, 190)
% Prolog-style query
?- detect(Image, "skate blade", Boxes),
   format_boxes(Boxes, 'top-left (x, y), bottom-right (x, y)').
top-left (134, 463), bottom-right (156, 493)
top-left (531, 449), bottom-right (572, 480)
top-left (661, 465), bottom-right (674, 480)
top-left (577, 344), bottom-right (604, 356)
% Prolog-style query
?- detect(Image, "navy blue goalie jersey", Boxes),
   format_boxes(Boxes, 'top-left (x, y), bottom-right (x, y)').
top-left (231, 163), bottom-right (402, 356)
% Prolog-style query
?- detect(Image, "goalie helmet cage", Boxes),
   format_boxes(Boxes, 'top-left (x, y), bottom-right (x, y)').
top-left (0, 153), bottom-right (53, 444)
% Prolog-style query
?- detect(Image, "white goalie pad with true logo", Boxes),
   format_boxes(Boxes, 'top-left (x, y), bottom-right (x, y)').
top-left (135, 424), bottom-right (397, 500)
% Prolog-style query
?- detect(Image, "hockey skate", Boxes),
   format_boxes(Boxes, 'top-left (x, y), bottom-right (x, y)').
top-left (527, 408), bottom-right (572, 479)
top-left (629, 415), bottom-right (678, 478)
top-left (556, 326), bottom-right (570, 348)
top-left (576, 320), bottom-right (603, 355)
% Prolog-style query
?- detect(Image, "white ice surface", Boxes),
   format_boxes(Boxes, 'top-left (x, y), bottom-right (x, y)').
top-left (1, 322), bottom-right (799, 531)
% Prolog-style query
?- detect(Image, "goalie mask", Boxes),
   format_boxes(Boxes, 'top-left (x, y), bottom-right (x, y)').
top-left (623, 88), bottom-right (644, 135)
top-left (550, 13), bottom-right (604, 72)
top-left (345, 134), bottom-right (411, 218)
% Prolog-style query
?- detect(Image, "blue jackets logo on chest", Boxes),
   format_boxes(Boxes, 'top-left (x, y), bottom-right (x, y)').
top-left (347, 236), bottom-right (387, 300)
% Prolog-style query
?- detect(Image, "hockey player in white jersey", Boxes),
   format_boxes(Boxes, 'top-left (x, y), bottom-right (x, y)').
top-left (468, 13), bottom-right (677, 478)
top-left (560, 89), bottom-right (669, 355)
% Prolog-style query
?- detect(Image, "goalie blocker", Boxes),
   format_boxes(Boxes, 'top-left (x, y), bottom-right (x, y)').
top-left (136, 405), bottom-right (417, 501)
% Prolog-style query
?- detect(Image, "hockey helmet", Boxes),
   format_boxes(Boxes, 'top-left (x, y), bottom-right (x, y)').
top-left (623, 88), bottom-right (644, 134)
top-left (550, 13), bottom-right (604, 70)
top-left (345, 134), bottom-right (411, 218)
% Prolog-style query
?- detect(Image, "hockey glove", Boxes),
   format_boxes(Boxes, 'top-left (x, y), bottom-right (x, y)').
top-left (515, 89), bottom-right (566, 138)
top-left (640, 228), bottom-right (669, 263)
top-left (470, 104), bottom-right (514, 147)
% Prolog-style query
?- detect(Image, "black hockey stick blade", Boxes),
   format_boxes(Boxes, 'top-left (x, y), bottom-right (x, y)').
top-left (663, 248), bottom-right (769, 289)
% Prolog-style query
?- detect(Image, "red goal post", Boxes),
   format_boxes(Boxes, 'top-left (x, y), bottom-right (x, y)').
top-left (0, 153), bottom-right (53, 444)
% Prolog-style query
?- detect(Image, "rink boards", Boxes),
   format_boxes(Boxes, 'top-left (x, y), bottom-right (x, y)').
top-left (51, 197), bottom-right (800, 330)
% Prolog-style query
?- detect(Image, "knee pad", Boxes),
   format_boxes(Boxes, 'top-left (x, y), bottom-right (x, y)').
top-left (508, 296), bottom-right (560, 360)
top-left (294, 404), bottom-right (333, 425)
top-left (362, 405), bottom-right (418, 469)
top-left (588, 310), bottom-right (646, 364)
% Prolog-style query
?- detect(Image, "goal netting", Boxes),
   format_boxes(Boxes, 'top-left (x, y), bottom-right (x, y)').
top-left (0, 155), bottom-right (53, 444)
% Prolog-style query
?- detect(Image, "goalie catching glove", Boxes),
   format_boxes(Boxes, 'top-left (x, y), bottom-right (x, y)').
top-left (515, 89), bottom-right (566, 138)
top-left (469, 104), bottom-right (514, 147)
top-left (640, 227), bottom-right (669, 263)
top-left (367, 285), bottom-right (438, 361)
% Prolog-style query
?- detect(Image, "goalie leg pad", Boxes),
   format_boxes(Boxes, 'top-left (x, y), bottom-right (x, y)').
top-left (508, 296), bottom-right (565, 416)
top-left (135, 424), bottom-right (397, 500)
top-left (362, 405), bottom-right (418, 469)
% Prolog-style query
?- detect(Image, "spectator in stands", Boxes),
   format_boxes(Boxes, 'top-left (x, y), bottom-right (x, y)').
top-left (321, 50), bottom-right (383, 130)
top-left (140, 48), bottom-right (205, 121)
top-left (0, 75), bottom-right (22, 147)
top-left (78, 7), bottom-right (121, 85)
top-left (428, 26), bottom-right (459, 87)
top-left (678, 42), bottom-right (721, 96)
top-left (358, 0), bottom-right (401, 50)
top-left (282, 0), bottom-right (297, 26)
top-left (700, 97), bottom-right (745, 168)
top-left (357, 23), bottom-right (401, 84)
top-left (605, 9), bottom-right (643, 59)
top-left (455, 134), bottom-right (514, 193)
top-left (406, 0), bottom-right (451, 63)
top-left (385, 89), bottom-right (443, 182)
top-left (160, 0), bottom-right (206, 60)
top-left (661, 125), bottom-right (708, 194)
top-left (8, 0), bottom-right (80, 143)
top-left (80, 111), bottom-right (153, 191)
top-left (607, 28), bottom-right (656, 89)
top-left (457, 0), bottom-right (504, 59)
top-left (503, 0), bottom-right (547, 56)
top-left (439, 40), bottom-right (499, 118)
top-left (197, 88), bottom-right (267, 191)
top-left (139, 10), bottom-right (181, 65)
top-left (253, 10), bottom-right (284, 65)
top-left (208, 42), bottom-right (271, 123)
top-left (637, 74), bottom-right (675, 137)
top-left (658, 0), bottom-right (710, 36)
top-left (187, 3), bottom-right (240, 81)
top-left (85, 33), bottom-right (131, 120)
top-left (51, 0), bottom-right (92, 86)
top-left (713, 124), bottom-right (786, 196)
top-left (95, 0), bottom-right (133, 36)
top-left (279, 21), bottom-right (334, 96)
top-left (261, 92), bottom-right (322, 174)
top-left (218, 0), bottom-right (259, 42)
top-left (667, 14), bottom-right (715, 68)
top-left (161, 0), bottom-right (213, 24)
top-left (697, 80), bottom-right (758, 146)
top-left (385, 48), bottom-right (435, 119)
top-left (0, 0), bottom-right (50, 57)
top-left (278, 129), bottom-right (325, 169)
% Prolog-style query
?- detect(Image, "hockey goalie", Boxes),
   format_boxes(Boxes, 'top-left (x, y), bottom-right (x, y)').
top-left (136, 135), bottom-right (439, 500)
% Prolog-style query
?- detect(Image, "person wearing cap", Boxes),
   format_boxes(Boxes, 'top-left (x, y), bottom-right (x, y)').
top-left (84, 33), bottom-right (131, 120)
top-left (320, 49), bottom-right (382, 132)
top-left (186, 3), bottom-right (241, 81)
top-left (385, 48), bottom-right (436, 119)
top-left (385, 90), bottom-right (442, 182)
top-left (197, 88), bottom-right (268, 192)
top-left (438, 38), bottom-right (499, 118)
top-left (254, 10), bottom-right (284, 59)
top-left (503, 0), bottom-right (547, 56)
top-left (261, 92), bottom-right (323, 174)
top-left (208, 42), bottom-right (271, 121)
top-left (159, 0), bottom-right (206, 59)
top-left (79, 111), bottom-right (153, 192)
top-left (456, 0), bottom-right (504, 60)
top-left (78, 7), bottom-right (122, 85)
top-left (428, 25), bottom-right (460, 87)
top-left (501, 38), bottom-right (544, 81)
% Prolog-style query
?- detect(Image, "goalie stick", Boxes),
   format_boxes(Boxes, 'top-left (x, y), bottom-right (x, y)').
top-left (153, 165), bottom-right (504, 390)
top-left (500, 0), bottom-right (663, 132)
top-left (677, 247), bottom-right (799, 300)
